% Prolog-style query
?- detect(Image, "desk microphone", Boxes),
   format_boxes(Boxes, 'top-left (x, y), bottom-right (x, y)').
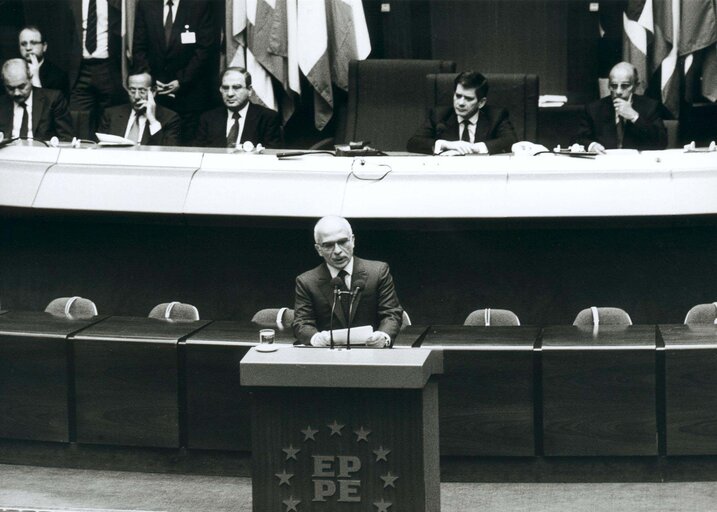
top-left (345, 279), bottom-right (365, 350)
top-left (329, 276), bottom-right (344, 349)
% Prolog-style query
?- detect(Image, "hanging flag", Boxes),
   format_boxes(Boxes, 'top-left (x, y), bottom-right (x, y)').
top-left (623, 0), bottom-right (654, 94)
top-left (653, 0), bottom-right (680, 117)
top-left (226, 0), bottom-right (247, 67)
top-left (327, 0), bottom-right (371, 90)
top-left (679, 0), bottom-right (717, 102)
top-left (245, 0), bottom-right (277, 110)
top-left (298, 0), bottom-right (334, 130)
top-left (121, 0), bottom-right (138, 84)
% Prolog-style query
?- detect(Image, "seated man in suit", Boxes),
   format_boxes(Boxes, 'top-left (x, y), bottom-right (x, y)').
top-left (407, 70), bottom-right (516, 155)
top-left (293, 216), bottom-right (403, 348)
top-left (575, 61), bottom-right (667, 152)
top-left (194, 67), bottom-right (282, 149)
top-left (97, 70), bottom-right (180, 146)
top-left (0, 58), bottom-right (73, 141)
top-left (18, 25), bottom-right (70, 99)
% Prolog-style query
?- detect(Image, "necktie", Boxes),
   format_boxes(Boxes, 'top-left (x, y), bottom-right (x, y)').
top-left (616, 117), bottom-right (625, 149)
top-left (460, 120), bottom-right (471, 142)
top-left (86, 0), bottom-right (98, 54)
top-left (19, 102), bottom-right (29, 139)
top-left (165, 0), bottom-right (174, 46)
top-left (127, 116), bottom-right (141, 143)
top-left (226, 111), bottom-right (241, 148)
top-left (338, 269), bottom-right (351, 321)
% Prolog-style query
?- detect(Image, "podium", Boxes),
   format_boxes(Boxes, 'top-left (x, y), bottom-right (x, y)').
top-left (241, 346), bottom-right (443, 512)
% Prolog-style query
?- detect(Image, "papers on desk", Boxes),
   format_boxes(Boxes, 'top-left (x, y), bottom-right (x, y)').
top-left (331, 325), bottom-right (374, 345)
top-left (96, 133), bottom-right (136, 147)
top-left (539, 95), bottom-right (568, 108)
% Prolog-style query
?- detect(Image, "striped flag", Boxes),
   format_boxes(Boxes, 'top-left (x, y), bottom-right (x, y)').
top-left (623, 0), bottom-right (654, 95)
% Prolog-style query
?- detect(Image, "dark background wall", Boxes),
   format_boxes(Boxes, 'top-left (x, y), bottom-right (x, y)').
top-left (1, 212), bottom-right (715, 326)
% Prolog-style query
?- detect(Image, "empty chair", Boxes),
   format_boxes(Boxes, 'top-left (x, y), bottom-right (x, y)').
top-left (464, 308), bottom-right (520, 326)
top-left (148, 301), bottom-right (199, 321)
top-left (45, 296), bottom-right (98, 319)
top-left (684, 302), bottom-right (717, 325)
top-left (572, 306), bottom-right (632, 326)
top-left (251, 307), bottom-right (295, 330)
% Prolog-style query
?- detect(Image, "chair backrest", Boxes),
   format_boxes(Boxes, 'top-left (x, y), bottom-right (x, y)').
top-left (400, 310), bottom-right (412, 331)
top-left (251, 307), bottom-right (295, 330)
top-left (148, 301), bottom-right (200, 321)
top-left (572, 306), bottom-right (632, 326)
top-left (45, 296), bottom-right (98, 319)
top-left (424, 73), bottom-right (539, 142)
top-left (684, 302), bottom-right (717, 325)
top-left (337, 59), bottom-right (457, 150)
top-left (464, 308), bottom-right (521, 326)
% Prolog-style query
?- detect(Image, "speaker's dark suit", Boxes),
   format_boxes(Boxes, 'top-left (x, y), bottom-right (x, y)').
top-left (194, 103), bottom-right (282, 148)
top-left (407, 105), bottom-right (517, 155)
top-left (293, 257), bottom-right (404, 346)
top-left (38, 60), bottom-right (70, 99)
top-left (97, 103), bottom-right (181, 146)
top-left (132, 0), bottom-right (216, 117)
top-left (0, 88), bottom-right (74, 141)
top-left (575, 95), bottom-right (667, 150)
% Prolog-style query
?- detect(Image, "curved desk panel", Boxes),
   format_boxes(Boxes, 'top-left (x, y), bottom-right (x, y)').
top-left (32, 147), bottom-right (203, 213)
top-left (0, 146), bottom-right (59, 207)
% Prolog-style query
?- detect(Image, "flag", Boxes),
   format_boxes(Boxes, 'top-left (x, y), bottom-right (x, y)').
top-left (679, 0), bottom-right (717, 102)
top-left (245, 0), bottom-right (277, 110)
top-left (226, 0), bottom-right (247, 67)
top-left (297, 0), bottom-right (333, 130)
top-left (121, 0), bottom-right (139, 84)
top-left (653, 0), bottom-right (680, 117)
top-left (327, 0), bottom-right (371, 90)
top-left (623, 0), bottom-right (654, 94)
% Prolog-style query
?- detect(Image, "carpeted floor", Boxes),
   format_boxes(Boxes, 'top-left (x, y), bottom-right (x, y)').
top-left (2, 464), bottom-right (717, 511)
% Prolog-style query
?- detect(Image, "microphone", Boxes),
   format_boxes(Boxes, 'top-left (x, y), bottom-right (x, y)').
top-left (345, 279), bottom-right (365, 350)
top-left (328, 276), bottom-right (344, 349)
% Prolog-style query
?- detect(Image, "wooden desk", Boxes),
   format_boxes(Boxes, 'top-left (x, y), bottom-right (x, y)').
top-left (0, 311), bottom-right (103, 442)
top-left (660, 324), bottom-right (717, 455)
top-left (420, 325), bottom-right (538, 456)
top-left (542, 325), bottom-right (657, 456)
top-left (72, 316), bottom-right (210, 447)
top-left (184, 322), bottom-right (295, 451)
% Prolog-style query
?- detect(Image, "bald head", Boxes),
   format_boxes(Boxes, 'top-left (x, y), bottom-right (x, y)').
top-left (313, 216), bottom-right (355, 270)
top-left (2, 58), bottom-right (32, 104)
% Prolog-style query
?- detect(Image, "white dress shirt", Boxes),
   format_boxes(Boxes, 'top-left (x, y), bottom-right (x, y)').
top-left (225, 103), bottom-right (250, 147)
top-left (123, 109), bottom-right (162, 143)
top-left (82, 0), bottom-right (110, 59)
top-left (434, 111), bottom-right (488, 154)
top-left (164, 0), bottom-right (179, 24)
top-left (326, 258), bottom-right (354, 289)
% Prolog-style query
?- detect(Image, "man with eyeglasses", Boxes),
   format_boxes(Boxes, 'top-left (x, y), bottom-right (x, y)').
top-left (96, 69), bottom-right (180, 145)
top-left (194, 67), bottom-right (281, 149)
top-left (575, 61), bottom-right (667, 153)
top-left (293, 216), bottom-right (403, 348)
top-left (17, 25), bottom-right (69, 99)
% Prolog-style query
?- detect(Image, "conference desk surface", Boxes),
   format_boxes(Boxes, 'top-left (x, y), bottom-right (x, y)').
top-left (1, 144), bottom-right (715, 218)
top-left (72, 316), bottom-right (210, 448)
top-left (660, 324), bottom-right (717, 455)
top-left (0, 311), bottom-right (105, 442)
top-left (542, 325), bottom-right (657, 456)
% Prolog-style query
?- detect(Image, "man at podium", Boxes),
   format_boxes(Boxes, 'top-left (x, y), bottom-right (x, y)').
top-left (293, 216), bottom-right (403, 348)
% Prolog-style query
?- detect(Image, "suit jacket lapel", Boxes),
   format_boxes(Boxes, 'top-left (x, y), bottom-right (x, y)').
top-left (318, 263), bottom-right (347, 327)
top-left (600, 98), bottom-right (618, 147)
top-left (240, 103), bottom-right (258, 144)
top-left (445, 112), bottom-right (459, 141)
top-left (349, 258), bottom-right (368, 326)
top-left (170, 0), bottom-right (189, 49)
top-left (31, 90), bottom-right (45, 136)
top-left (475, 110), bottom-right (491, 142)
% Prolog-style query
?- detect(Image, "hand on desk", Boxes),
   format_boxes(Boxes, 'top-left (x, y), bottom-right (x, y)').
top-left (366, 331), bottom-right (390, 348)
top-left (435, 140), bottom-right (489, 156)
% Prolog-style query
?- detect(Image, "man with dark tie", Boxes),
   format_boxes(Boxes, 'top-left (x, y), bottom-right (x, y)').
top-left (97, 70), bottom-right (180, 146)
top-left (575, 61), bottom-right (667, 152)
top-left (293, 216), bottom-right (403, 348)
top-left (18, 26), bottom-right (70, 99)
top-left (68, 0), bottom-right (126, 120)
top-left (407, 70), bottom-right (517, 155)
top-left (194, 67), bottom-right (282, 149)
top-left (132, 0), bottom-right (217, 144)
top-left (0, 59), bottom-right (73, 142)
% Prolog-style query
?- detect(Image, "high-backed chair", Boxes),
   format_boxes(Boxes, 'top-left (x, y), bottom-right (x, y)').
top-left (45, 296), bottom-right (98, 319)
top-left (251, 307), bottom-right (295, 330)
top-left (572, 306), bottom-right (632, 326)
top-left (424, 73), bottom-right (539, 142)
top-left (330, 59), bottom-right (456, 151)
top-left (464, 308), bottom-right (521, 326)
top-left (684, 302), bottom-right (717, 325)
top-left (148, 301), bottom-right (200, 321)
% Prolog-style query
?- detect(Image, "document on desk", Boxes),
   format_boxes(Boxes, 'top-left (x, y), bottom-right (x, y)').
top-left (96, 133), bottom-right (136, 146)
top-left (332, 325), bottom-right (373, 345)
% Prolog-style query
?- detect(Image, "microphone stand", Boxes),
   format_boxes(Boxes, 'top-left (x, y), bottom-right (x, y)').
top-left (346, 286), bottom-right (361, 351)
top-left (329, 285), bottom-right (340, 350)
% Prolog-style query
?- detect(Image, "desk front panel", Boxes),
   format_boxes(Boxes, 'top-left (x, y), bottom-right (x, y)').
top-left (661, 324), bottom-right (717, 455)
top-left (542, 325), bottom-right (657, 456)
top-left (420, 325), bottom-right (538, 456)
